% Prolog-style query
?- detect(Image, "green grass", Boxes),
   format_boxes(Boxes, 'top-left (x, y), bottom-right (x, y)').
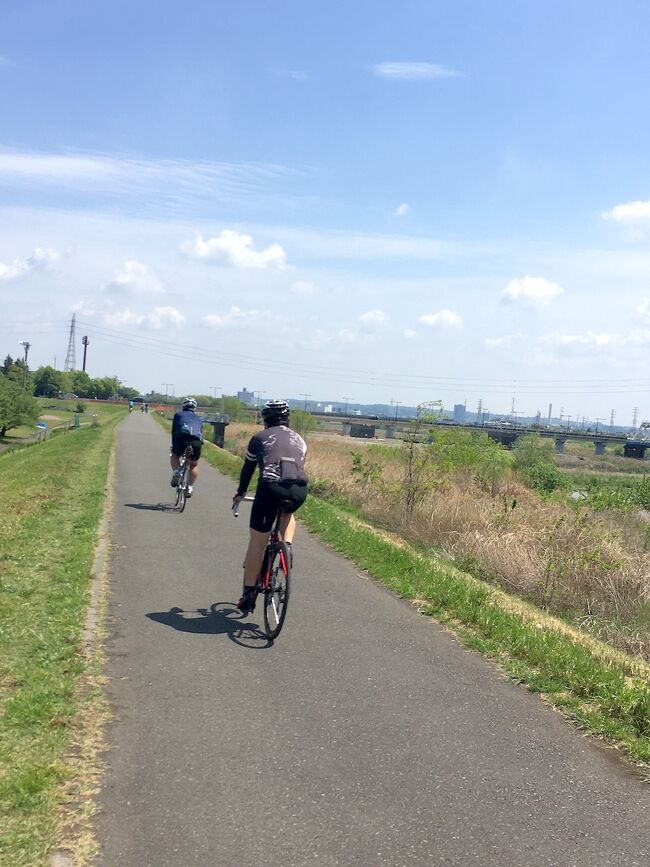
top-left (0, 411), bottom-right (123, 866)
top-left (195, 431), bottom-right (650, 768)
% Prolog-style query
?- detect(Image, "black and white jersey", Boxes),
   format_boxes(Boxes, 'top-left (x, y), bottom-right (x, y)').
top-left (244, 425), bottom-right (308, 483)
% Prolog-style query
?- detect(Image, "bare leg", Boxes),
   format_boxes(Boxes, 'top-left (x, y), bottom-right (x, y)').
top-left (243, 528), bottom-right (269, 588)
top-left (170, 454), bottom-right (180, 471)
top-left (189, 461), bottom-right (199, 485)
top-left (279, 513), bottom-right (296, 544)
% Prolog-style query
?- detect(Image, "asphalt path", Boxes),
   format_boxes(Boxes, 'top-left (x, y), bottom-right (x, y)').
top-left (94, 413), bottom-right (648, 866)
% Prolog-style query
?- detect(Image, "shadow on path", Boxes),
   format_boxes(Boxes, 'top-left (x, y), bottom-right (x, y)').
top-left (146, 604), bottom-right (272, 649)
top-left (124, 502), bottom-right (176, 512)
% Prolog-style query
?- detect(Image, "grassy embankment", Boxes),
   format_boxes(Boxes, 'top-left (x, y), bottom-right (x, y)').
top-left (0, 397), bottom-right (115, 445)
top-left (0, 405), bottom-right (123, 866)
top-left (158, 413), bottom-right (650, 768)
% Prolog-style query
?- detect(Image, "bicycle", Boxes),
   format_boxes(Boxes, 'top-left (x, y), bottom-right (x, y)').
top-left (174, 444), bottom-right (193, 512)
top-left (233, 495), bottom-right (292, 639)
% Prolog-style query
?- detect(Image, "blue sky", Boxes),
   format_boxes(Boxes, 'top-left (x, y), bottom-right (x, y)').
top-left (2, 1), bottom-right (650, 422)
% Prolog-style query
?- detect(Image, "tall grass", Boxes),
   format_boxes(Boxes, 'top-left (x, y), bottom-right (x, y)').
top-left (291, 428), bottom-right (650, 660)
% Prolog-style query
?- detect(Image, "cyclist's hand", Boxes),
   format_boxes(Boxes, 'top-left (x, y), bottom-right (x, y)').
top-left (232, 492), bottom-right (243, 507)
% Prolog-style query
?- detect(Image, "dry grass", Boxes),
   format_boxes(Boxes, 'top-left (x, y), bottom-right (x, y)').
top-left (300, 432), bottom-right (650, 661)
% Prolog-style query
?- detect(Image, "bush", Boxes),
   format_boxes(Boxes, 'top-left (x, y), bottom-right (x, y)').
top-left (521, 462), bottom-right (565, 493)
top-left (75, 401), bottom-right (87, 413)
top-left (291, 409), bottom-right (316, 437)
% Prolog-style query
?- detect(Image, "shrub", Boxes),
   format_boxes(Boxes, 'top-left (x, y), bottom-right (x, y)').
top-left (521, 462), bottom-right (565, 493)
top-left (76, 401), bottom-right (87, 413)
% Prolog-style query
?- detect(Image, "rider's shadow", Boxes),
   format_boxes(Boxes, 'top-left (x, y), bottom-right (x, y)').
top-left (124, 502), bottom-right (175, 512)
top-left (146, 604), bottom-right (271, 648)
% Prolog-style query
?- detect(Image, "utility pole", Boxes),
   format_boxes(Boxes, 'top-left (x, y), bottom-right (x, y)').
top-left (477, 399), bottom-right (482, 427)
top-left (82, 335), bottom-right (89, 372)
top-left (547, 403), bottom-right (552, 427)
top-left (594, 417), bottom-right (604, 433)
top-left (162, 383), bottom-right (173, 403)
top-left (299, 393), bottom-right (311, 411)
top-left (609, 409), bottom-right (615, 431)
top-left (342, 396), bottom-right (354, 416)
top-left (390, 399), bottom-right (401, 420)
top-left (210, 386), bottom-right (223, 414)
top-left (18, 340), bottom-right (30, 390)
top-left (632, 406), bottom-right (638, 431)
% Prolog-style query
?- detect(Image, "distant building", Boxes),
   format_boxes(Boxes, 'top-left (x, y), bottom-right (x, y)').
top-left (453, 403), bottom-right (466, 423)
top-left (237, 387), bottom-right (255, 406)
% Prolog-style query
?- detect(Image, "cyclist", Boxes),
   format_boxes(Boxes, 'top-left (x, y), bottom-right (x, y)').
top-left (170, 397), bottom-right (204, 497)
top-left (233, 399), bottom-right (308, 614)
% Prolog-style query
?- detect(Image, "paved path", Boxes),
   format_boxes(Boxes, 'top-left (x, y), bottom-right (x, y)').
top-left (95, 414), bottom-right (648, 866)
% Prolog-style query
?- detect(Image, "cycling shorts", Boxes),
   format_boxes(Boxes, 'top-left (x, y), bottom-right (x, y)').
top-left (171, 435), bottom-right (202, 461)
top-left (250, 480), bottom-right (308, 533)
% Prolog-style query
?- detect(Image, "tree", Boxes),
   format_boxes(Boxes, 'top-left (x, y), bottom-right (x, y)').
top-left (68, 370), bottom-right (93, 397)
top-left (220, 396), bottom-right (251, 422)
top-left (32, 365), bottom-right (68, 398)
top-left (89, 376), bottom-right (120, 399)
top-left (0, 375), bottom-right (40, 436)
top-left (290, 409), bottom-right (316, 437)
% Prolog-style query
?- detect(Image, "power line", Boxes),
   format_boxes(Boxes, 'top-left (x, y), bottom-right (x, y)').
top-left (71, 320), bottom-right (650, 395)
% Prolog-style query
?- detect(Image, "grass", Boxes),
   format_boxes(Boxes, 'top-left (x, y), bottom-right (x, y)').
top-left (192, 427), bottom-right (650, 768)
top-left (0, 400), bottom-right (124, 448)
top-left (0, 410), bottom-right (123, 866)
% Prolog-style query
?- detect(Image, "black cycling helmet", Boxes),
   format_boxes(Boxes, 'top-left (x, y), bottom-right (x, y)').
top-left (261, 399), bottom-right (290, 424)
top-left (182, 397), bottom-right (198, 410)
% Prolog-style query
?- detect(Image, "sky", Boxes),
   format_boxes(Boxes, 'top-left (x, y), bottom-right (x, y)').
top-left (2, 0), bottom-right (650, 424)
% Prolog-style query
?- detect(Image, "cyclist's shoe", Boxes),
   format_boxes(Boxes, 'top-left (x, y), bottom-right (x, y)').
top-left (186, 485), bottom-right (193, 498)
top-left (236, 586), bottom-right (257, 615)
top-left (170, 470), bottom-right (182, 487)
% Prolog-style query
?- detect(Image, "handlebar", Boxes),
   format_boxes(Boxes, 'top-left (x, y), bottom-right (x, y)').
top-left (232, 495), bottom-right (255, 517)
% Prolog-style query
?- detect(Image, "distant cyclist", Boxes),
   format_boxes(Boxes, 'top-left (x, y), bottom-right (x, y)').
top-left (170, 397), bottom-right (204, 498)
top-left (233, 399), bottom-right (308, 614)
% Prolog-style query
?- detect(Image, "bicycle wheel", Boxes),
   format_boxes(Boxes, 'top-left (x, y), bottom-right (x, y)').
top-left (177, 463), bottom-right (189, 512)
top-left (263, 541), bottom-right (291, 639)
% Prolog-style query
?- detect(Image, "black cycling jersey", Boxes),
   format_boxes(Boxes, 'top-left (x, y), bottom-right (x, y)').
top-left (237, 424), bottom-right (307, 496)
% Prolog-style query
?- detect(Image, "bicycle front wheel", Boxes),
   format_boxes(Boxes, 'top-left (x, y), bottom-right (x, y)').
top-left (177, 464), bottom-right (190, 512)
top-left (263, 542), bottom-right (291, 639)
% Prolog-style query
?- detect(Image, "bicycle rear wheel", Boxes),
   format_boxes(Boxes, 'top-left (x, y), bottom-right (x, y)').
top-left (263, 541), bottom-right (291, 639)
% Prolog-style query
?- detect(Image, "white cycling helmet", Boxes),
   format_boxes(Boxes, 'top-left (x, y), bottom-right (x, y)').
top-left (182, 397), bottom-right (198, 410)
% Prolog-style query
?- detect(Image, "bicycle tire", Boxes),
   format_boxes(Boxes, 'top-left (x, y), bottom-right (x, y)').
top-left (177, 463), bottom-right (190, 512)
top-left (263, 541), bottom-right (291, 639)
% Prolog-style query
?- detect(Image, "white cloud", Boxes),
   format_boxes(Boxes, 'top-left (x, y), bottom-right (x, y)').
top-left (418, 309), bottom-right (463, 328)
top-left (403, 329), bottom-right (418, 340)
top-left (0, 246), bottom-right (59, 281)
top-left (602, 200), bottom-right (650, 223)
top-left (637, 297), bottom-right (650, 324)
top-left (103, 260), bottom-right (163, 295)
top-left (291, 280), bottom-right (318, 295)
top-left (373, 62), bottom-right (461, 80)
top-left (0, 151), bottom-right (298, 216)
top-left (182, 230), bottom-right (287, 269)
top-left (204, 306), bottom-right (269, 328)
top-left (394, 203), bottom-right (410, 217)
top-left (148, 306), bottom-right (185, 328)
top-left (359, 309), bottom-right (389, 330)
top-left (501, 275), bottom-right (564, 304)
top-left (102, 305), bottom-right (184, 329)
top-left (484, 333), bottom-right (526, 350)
